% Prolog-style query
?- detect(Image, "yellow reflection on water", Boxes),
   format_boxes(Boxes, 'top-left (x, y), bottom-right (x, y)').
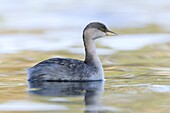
top-left (0, 42), bottom-right (169, 113)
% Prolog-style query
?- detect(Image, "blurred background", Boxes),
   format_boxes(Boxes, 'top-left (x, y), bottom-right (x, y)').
top-left (0, 0), bottom-right (170, 53)
top-left (0, 0), bottom-right (170, 113)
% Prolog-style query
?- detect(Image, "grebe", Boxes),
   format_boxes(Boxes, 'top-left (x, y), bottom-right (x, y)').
top-left (28, 22), bottom-right (116, 81)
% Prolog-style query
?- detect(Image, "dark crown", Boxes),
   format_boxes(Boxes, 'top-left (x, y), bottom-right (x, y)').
top-left (84, 22), bottom-right (109, 32)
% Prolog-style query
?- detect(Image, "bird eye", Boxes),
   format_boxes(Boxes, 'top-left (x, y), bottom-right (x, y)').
top-left (99, 28), bottom-right (105, 32)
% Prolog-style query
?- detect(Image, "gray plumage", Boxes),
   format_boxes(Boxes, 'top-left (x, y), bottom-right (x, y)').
top-left (28, 22), bottom-right (116, 81)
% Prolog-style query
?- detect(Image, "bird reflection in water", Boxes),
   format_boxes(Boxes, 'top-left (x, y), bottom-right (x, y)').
top-left (28, 81), bottom-right (104, 113)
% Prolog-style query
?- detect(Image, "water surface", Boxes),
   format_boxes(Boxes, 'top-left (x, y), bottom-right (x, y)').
top-left (0, 0), bottom-right (170, 113)
top-left (0, 41), bottom-right (170, 113)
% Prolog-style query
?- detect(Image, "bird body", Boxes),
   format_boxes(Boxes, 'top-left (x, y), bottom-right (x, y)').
top-left (28, 58), bottom-right (104, 81)
top-left (28, 22), bottom-right (116, 81)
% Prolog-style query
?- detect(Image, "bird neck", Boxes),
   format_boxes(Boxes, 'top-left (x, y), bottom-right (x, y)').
top-left (83, 35), bottom-right (101, 66)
